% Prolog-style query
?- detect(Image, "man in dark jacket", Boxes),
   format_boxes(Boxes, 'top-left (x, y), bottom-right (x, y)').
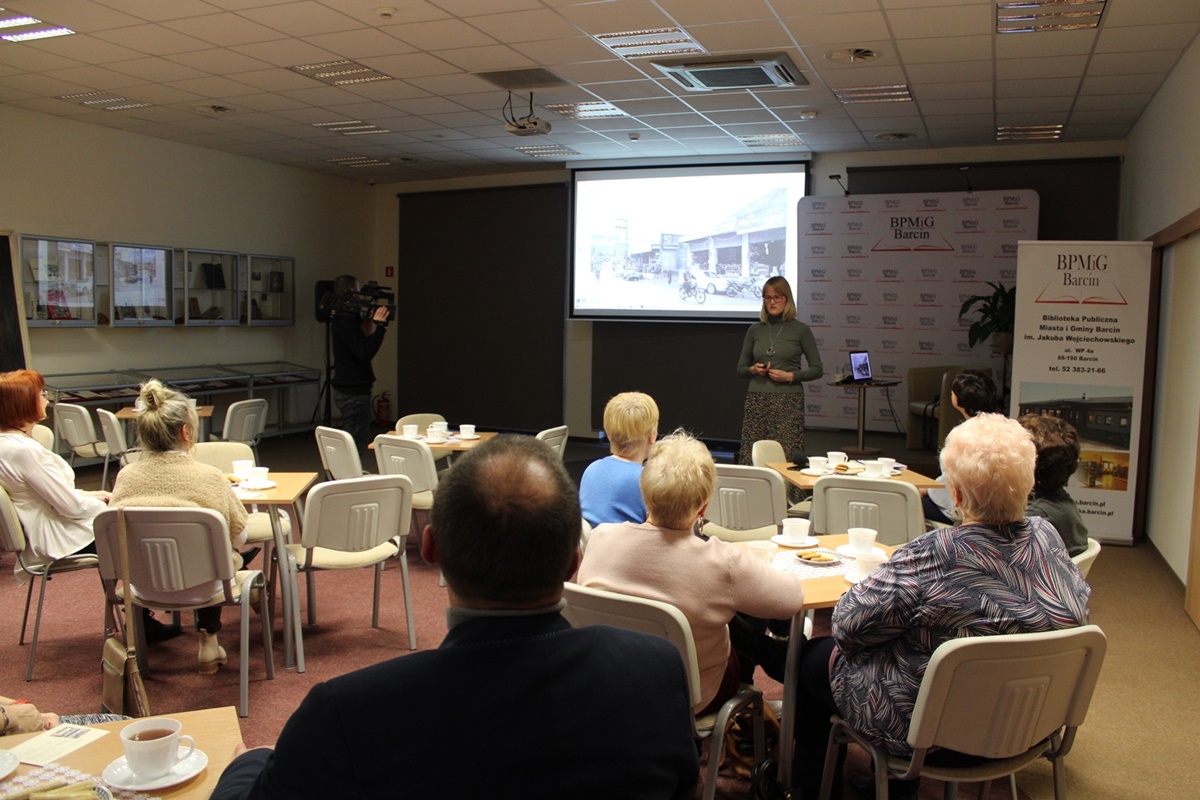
top-left (330, 273), bottom-right (388, 448)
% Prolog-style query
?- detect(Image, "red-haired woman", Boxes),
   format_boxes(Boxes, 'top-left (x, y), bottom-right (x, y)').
top-left (0, 370), bottom-right (108, 560)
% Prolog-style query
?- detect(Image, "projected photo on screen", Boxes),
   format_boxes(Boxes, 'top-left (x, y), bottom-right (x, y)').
top-left (572, 162), bottom-right (807, 321)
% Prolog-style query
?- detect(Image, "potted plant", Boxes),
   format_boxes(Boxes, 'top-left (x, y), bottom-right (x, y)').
top-left (959, 282), bottom-right (1016, 352)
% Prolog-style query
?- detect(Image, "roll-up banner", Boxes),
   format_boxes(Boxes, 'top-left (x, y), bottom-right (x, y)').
top-left (1012, 240), bottom-right (1152, 544)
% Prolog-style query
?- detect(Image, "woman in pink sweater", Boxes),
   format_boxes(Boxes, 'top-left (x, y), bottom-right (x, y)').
top-left (578, 430), bottom-right (806, 714)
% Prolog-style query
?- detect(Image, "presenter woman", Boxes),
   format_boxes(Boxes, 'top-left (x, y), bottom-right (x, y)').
top-left (735, 277), bottom-right (823, 465)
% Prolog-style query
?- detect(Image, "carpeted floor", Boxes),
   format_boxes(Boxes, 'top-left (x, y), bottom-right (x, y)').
top-left (3, 426), bottom-right (1195, 799)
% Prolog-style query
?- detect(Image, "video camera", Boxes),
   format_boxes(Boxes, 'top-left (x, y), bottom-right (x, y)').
top-left (318, 280), bottom-right (396, 323)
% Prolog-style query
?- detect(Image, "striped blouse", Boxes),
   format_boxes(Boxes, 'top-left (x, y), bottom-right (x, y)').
top-left (829, 517), bottom-right (1092, 757)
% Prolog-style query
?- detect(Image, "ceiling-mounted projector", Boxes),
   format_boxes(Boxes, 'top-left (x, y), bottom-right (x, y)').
top-left (505, 116), bottom-right (551, 136)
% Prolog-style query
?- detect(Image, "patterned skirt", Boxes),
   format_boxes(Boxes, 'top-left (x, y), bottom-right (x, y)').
top-left (737, 390), bottom-right (806, 466)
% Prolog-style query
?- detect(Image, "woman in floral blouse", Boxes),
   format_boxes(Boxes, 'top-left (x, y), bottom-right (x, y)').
top-left (791, 413), bottom-right (1091, 800)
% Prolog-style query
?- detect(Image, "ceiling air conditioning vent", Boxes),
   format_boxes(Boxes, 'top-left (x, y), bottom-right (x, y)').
top-left (651, 52), bottom-right (806, 92)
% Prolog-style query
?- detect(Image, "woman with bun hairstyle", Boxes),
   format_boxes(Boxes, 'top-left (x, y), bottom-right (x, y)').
top-left (110, 379), bottom-right (248, 675)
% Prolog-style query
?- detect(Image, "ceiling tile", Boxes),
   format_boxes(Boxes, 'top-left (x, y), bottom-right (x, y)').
top-left (359, 51), bottom-right (461, 78)
top-left (1088, 51), bottom-right (1178, 77)
top-left (996, 77), bottom-right (1081, 98)
top-left (107, 56), bottom-right (209, 83)
top-left (238, 1), bottom-right (364, 37)
top-left (431, 44), bottom-right (536, 73)
top-left (2, 0), bottom-right (145, 30)
top-left (996, 55), bottom-right (1089, 80)
top-left (1080, 73), bottom-right (1168, 95)
top-left (894, 35), bottom-right (992, 64)
top-left (386, 18), bottom-right (496, 50)
top-left (1104, 0), bottom-right (1200, 26)
top-left (92, 24), bottom-right (215, 55)
top-left (554, 0), bottom-right (675, 36)
top-left (168, 48), bottom-right (276, 75)
top-left (996, 96), bottom-right (1072, 113)
top-left (162, 12), bottom-right (287, 47)
top-left (994, 29), bottom-right (1097, 59)
top-left (429, 0), bottom-right (543, 15)
top-left (780, 11), bottom-right (892, 46)
top-left (905, 60), bottom-right (993, 83)
top-left (654, 0), bottom-right (776, 26)
top-left (1095, 23), bottom-right (1200, 52)
top-left (689, 20), bottom-right (797, 54)
top-left (466, 9), bottom-right (582, 43)
top-left (914, 81), bottom-right (993, 101)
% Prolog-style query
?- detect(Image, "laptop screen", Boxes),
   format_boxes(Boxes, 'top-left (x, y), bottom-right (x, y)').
top-left (848, 351), bottom-right (872, 382)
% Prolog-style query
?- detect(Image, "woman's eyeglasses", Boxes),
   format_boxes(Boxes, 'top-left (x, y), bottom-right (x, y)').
top-left (762, 294), bottom-right (785, 302)
top-left (39, 389), bottom-right (50, 399)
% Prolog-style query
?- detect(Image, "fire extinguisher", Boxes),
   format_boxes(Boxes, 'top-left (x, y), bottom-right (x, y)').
top-left (373, 391), bottom-right (392, 427)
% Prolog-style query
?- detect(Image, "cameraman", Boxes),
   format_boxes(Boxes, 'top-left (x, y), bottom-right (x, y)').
top-left (330, 274), bottom-right (390, 448)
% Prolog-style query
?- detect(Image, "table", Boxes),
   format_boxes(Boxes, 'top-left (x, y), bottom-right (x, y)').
top-left (828, 380), bottom-right (901, 455)
top-left (765, 462), bottom-right (942, 491)
top-left (117, 405), bottom-right (214, 441)
top-left (766, 534), bottom-right (898, 787)
top-left (0, 706), bottom-right (241, 799)
top-left (235, 472), bottom-right (319, 672)
top-left (367, 430), bottom-right (497, 457)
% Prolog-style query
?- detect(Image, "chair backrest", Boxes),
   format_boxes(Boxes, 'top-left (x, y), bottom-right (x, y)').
top-left (394, 413), bottom-right (445, 434)
top-left (1071, 537), bottom-right (1102, 579)
top-left (0, 483), bottom-right (29, 556)
top-left (314, 425), bottom-right (363, 480)
top-left (372, 434), bottom-right (439, 493)
top-left (750, 439), bottom-right (786, 468)
top-left (96, 408), bottom-right (130, 456)
top-left (55, 402), bottom-right (99, 451)
top-left (30, 424), bottom-right (54, 451)
top-left (907, 625), bottom-right (1107, 758)
top-left (192, 441), bottom-right (255, 473)
top-left (705, 464), bottom-right (786, 541)
top-left (300, 474), bottom-right (412, 552)
top-left (562, 582), bottom-right (703, 709)
top-left (535, 425), bottom-right (569, 460)
top-left (93, 507), bottom-right (236, 596)
top-left (222, 399), bottom-right (268, 444)
top-left (811, 475), bottom-right (925, 545)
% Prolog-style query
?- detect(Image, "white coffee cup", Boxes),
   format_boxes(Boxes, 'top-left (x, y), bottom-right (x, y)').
top-left (231, 459), bottom-right (254, 480)
top-left (246, 466), bottom-right (269, 485)
top-left (429, 421), bottom-right (448, 434)
top-left (120, 717), bottom-right (195, 781)
top-left (459, 424), bottom-right (475, 438)
top-left (187, 398), bottom-right (198, 410)
top-left (827, 451), bottom-right (848, 467)
top-left (426, 428), bottom-right (446, 442)
top-left (402, 424), bottom-right (418, 437)
top-left (847, 527), bottom-right (877, 555)
top-left (863, 460), bottom-right (885, 478)
top-left (808, 456), bottom-right (828, 473)
top-left (746, 540), bottom-right (778, 564)
top-left (781, 517), bottom-right (811, 543)
top-left (878, 457), bottom-right (896, 474)
top-left (850, 550), bottom-right (887, 582)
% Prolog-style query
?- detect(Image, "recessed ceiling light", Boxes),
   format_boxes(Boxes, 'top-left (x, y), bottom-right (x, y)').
top-left (289, 60), bottom-right (392, 86)
top-left (104, 102), bottom-right (151, 111)
top-left (0, 15), bottom-right (39, 29)
top-left (2, 26), bottom-right (74, 42)
top-left (996, 124), bottom-right (1064, 140)
top-left (794, 110), bottom-right (819, 120)
top-left (594, 27), bottom-right (705, 59)
top-left (57, 92), bottom-right (152, 111)
top-left (515, 144), bottom-right (580, 157)
top-left (834, 84), bottom-right (913, 103)
top-left (825, 48), bottom-right (878, 64)
top-left (875, 132), bottom-right (917, 141)
top-left (544, 101), bottom-right (627, 120)
top-left (737, 133), bottom-right (805, 147)
top-left (330, 157), bottom-right (391, 167)
top-left (997, 0), bottom-right (1106, 33)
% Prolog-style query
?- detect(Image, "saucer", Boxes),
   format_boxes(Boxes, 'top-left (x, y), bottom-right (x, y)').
top-left (239, 479), bottom-right (276, 490)
top-left (771, 534), bottom-right (818, 548)
top-left (102, 747), bottom-right (208, 792)
top-left (455, 433), bottom-right (481, 440)
top-left (0, 750), bottom-right (18, 781)
top-left (835, 544), bottom-right (888, 560)
top-left (425, 438), bottom-right (449, 445)
top-left (799, 468), bottom-right (829, 477)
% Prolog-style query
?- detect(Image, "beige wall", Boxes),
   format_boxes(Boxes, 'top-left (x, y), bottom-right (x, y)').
top-left (3, 103), bottom-right (378, 424)
top-left (1121, 36), bottom-right (1200, 581)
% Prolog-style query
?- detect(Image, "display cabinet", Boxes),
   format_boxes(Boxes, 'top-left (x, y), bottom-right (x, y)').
top-left (245, 255), bottom-right (294, 326)
top-left (107, 243), bottom-right (175, 327)
top-left (130, 365), bottom-right (250, 399)
top-left (42, 370), bottom-right (146, 405)
top-left (19, 235), bottom-right (98, 327)
top-left (177, 248), bottom-right (240, 326)
top-left (226, 361), bottom-right (322, 434)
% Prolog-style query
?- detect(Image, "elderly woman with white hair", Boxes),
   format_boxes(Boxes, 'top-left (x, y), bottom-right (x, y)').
top-left (579, 430), bottom-right (806, 715)
top-left (790, 413), bottom-right (1092, 800)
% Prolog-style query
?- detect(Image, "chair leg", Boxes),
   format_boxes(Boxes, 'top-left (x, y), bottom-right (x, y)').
top-left (239, 590), bottom-right (251, 718)
top-left (290, 555), bottom-right (305, 673)
top-left (1051, 756), bottom-right (1066, 800)
top-left (1008, 773), bottom-right (1019, 800)
top-left (977, 780), bottom-right (993, 799)
top-left (18, 575), bottom-right (36, 645)
top-left (399, 550), bottom-right (416, 650)
top-left (305, 570), bottom-right (317, 626)
top-left (372, 563), bottom-right (382, 628)
top-left (258, 576), bottom-right (275, 682)
top-left (942, 781), bottom-right (958, 800)
top-left (25, 574), bottom-right (52, 681)
top-left (101, 454), bottom-right (111, 491)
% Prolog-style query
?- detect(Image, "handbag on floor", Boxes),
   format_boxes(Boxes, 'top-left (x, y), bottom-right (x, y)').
top-left (101, 509), bottom-right (151, 717)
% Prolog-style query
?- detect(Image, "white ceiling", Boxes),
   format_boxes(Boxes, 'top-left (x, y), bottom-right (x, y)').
top-left (1, 0), bottom-right (1196, 184)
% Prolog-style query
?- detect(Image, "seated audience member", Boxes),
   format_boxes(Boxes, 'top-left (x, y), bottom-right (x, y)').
top-left (791, 414), bottom-right (1091, 800)
top-left (579, 391), bottom-right (659, 528)
top-left (922, 369), bottom-right (997, 524)
top-left (210, 436), bottom-right (699, 800)
top-left (1, 694), bottom-right (125, 734)
top-left (110, 380), bottom-right (248, 675)
top-left (1019, 413), bottom-right (1089, 556)
top-left (579, 431), bottom-right (806, 714)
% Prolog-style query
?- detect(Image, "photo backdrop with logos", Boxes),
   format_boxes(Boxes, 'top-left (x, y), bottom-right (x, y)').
top-left (1012, 240), bottom-right (1153, 545)
top-left (796, 190), bottom-right (1039, 432)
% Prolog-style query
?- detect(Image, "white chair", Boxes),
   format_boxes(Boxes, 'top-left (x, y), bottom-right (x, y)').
top-left (96, 408), bottom-right (140, 480)
top-left (373, 433), bottom-right (438, 516)
top-left (751, 439), bottom-right (809, 516)
top-left (810, 475), bottom-right (925, 546)
top-left (562, 583), bottom-right (766, 800)
top-left (285, 475), bottom-right (417, 665)
top-left (0, 484), bottom-right (101, 681)
top-left (1071, 537), bottom-right (1101, 580)
top-left (819, 625), bottom-right (1108, 800)
top-left (703, 464), bottom-right (787, 542)
top-left (218, 399), bottom-right (268, 460)
top-left (30, 424), bottom-right (54, 450)
top-left (54, 403), bottom-right (111, 488)
top-left (93, 507), bottom-right (275, 717)
top-left (535, 424), bottom-right (569, 460)
top-left (315, 425), bottom-right (367, 481)
top-left (191, 441), bottom-right (292, 545)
